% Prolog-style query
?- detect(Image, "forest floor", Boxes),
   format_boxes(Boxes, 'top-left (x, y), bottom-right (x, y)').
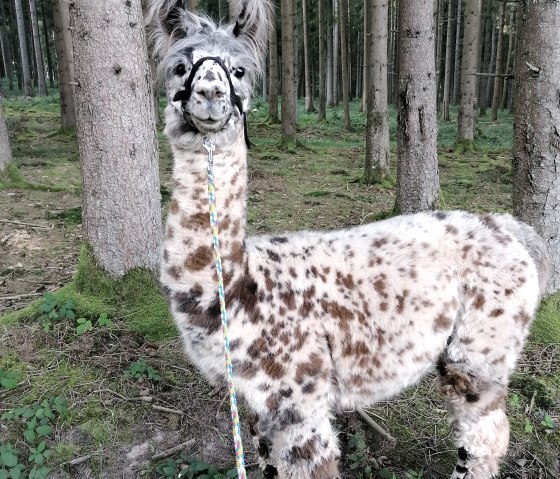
top-left (0, 93), bottom-right (559, 479)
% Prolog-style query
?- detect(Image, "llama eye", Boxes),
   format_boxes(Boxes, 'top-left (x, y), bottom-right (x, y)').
top-left (174, 64), bottom-right (186, 76)
top-left (234, 67), bottom-right (245, 79)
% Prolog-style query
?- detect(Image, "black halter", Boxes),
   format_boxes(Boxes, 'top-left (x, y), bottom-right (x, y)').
top-left (172, 56), bottom-right (251, 148)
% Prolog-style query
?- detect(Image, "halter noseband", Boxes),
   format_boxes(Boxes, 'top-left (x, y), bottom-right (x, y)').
top-left (172, 56), bottom-right (251, 148)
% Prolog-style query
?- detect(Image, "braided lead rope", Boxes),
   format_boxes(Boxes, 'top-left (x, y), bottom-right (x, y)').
top-left (202, 137), bottom-right (247, 479)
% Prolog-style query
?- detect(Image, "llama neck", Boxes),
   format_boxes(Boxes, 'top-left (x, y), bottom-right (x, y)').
top-left (162, 126), bottom-right (248, 297)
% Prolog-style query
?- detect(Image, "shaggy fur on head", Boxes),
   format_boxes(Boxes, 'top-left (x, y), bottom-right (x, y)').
top-left (152, 2), bottom-right (550, 478)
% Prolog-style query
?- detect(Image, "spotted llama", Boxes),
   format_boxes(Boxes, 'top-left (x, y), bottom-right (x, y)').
top-left (148, 1), bottom-right (550, 477)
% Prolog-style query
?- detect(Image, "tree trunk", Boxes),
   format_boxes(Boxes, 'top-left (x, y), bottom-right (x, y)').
top-left (457, 0), bottom-right (481, 146)
top-left (364, 0), bottom-right (390, 183)
top-left (435, 0), bottom-right (444, 109)
top-left (29, 0), bottom-right (47, 95)
top-left (40, 0), bottom-right (55, 89)
top-left (0, 100), bottom-right (11, 171)
top-left (332, 0), bottom-right (339, 105)
top-left (302, 0), bottom-right (315, 112)
top-left (501, 4), bottom-right (515, 110)
top-left (326, 0), bottom-right (333, 106)
top-left (268, 15), bottom-right (279, 123)
top-left (477, 0), bottom-right (490, 115)
top-left (512, 0), bottom-right (560, 294)
top-left (318, 0), bottom-right (326, 121)
top-left (338, 0), bottom-right (351, 130)
top-left (281, 0), bottom-right (297, 145)
top-left (484, 17), bottom-right (496, 114)
top-left (14, 0), bottom-right (33, 96)
top-left (0, 12), bottom-right (14, 90)
top-left (70, 0), bottom-right (162, 277)
top-left (491, 0), bottom-right (505, 121)
top-left (396, 0), bottom-right (439, 213)
top-left (361, 0), bottom-right (367, 111)
top-left (451, 0), bottom-right (462, 103)
top-left (53, 0), bottom-right (76, 129)
top-left (442, 0), bottom-right (454, 120)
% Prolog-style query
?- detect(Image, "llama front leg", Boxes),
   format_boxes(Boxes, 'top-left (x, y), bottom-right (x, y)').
top-left (439, 361), bottom-right (510, 479)
top-left (251, 407), bottom-right (340, 479)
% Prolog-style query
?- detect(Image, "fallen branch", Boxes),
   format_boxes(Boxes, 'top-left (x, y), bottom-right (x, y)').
top-left (0, 218), bottom-right (51, 229)
top-left (1, 292), bottom-right (43, 301)
top-left (151, 439), bottom-right (196, 461)
top-left (356, 407), bottom-right (396, 443)
top-left (57, 455), bottom-right (92, 468)
top-left (152, 404), bottom-right (184, 416)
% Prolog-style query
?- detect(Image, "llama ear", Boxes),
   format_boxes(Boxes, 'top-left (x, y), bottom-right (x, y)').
top-left (231, 0), bottom-right (273, 59)
top-left (147, 0), bottom-right (189, 47)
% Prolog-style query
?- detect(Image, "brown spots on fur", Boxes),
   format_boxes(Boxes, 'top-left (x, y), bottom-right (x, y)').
top-left (227, 273), bottom-right (259, 316)
top-left (445, 224), bottom-right (459, 235)
top-left (267, 249), bottom-right (281, 262)
top-left (372, 237), bottom-right (388, 248)
top-left (295, 353), bottom-right (323, 384)
top-left (166, 225), bottom-right (175, 238)
top-left (491, 355), bottom-right (506, 365)
top-left (266, 393), bottom-right (282, 411)
top-left (167, 265), bottom-right (182, 280)
top-left (228, 240), bottom-right (245, 264)
top-left (514, 309), bottom-right (531, 326)
top-left (473, 293), bottom-right (486, 310)
top-left (280, 290), bottom-right (297, 310)
top-left (287, 437), bottom-right (318, 462)
top-left (396, 289), bottom-right (410, 314)
top-left (278, 407), bottom-right (304, 427)
top-left (373, 274), bottom-right (388, 298)
top-left (342, 341), bottom-right (370, 357)
top-left (433, 313), bottom-right (453, 332)
top-left (438, 358), bottom-right (480, 402)
top-left (231, 219), bottom-right (241, 236)
top-left (460, 336), bottom-right (474, 345)
top-left (189, 212), bottom-right (208, 229)
top-left (234, 360), bottom-right (259, 378)
top-left (289, 267), bottom-right (297, 278)
top-left (265, 276), bottom-right (275, 292)
top-left (248, 337), bottom-right (267, 359)
top-left (184, 246), bottom-right (213, 271)
top-left (261, 355), bottom-right (285, 379)
top-left (321, 300), bottom-right (353, 324)
top-left (489, 308), bottom-right (504, 317)
top-left (380, 302), bottom-right (388, 312)
top-left (504, 288), bottom-right (513, 296)
top-left (336, 272), bottom-right (355, 289)
top-left (481, 347), bottom-right (491, 355)
top-left (169, 198), bottom-right (179, 214)
top-left (462, 244), bottom-right (473, 258)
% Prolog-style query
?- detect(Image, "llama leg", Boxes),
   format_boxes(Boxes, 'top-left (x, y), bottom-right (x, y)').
top-left (439, 359), bottom-right (510, 479)
top-left (253, 407), bottom-right (340, 479)
top-left (248, 414), bottom-right (279, 478)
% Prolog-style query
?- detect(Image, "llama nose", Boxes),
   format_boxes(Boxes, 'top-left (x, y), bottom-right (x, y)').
top-left (194, 78), bottom-right (227, 101)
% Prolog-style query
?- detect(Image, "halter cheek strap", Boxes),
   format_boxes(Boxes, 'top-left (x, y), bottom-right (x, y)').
top-left (173, 56), bottom-right (251, 148)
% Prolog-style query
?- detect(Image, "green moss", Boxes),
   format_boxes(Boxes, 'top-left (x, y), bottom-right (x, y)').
top-left (454, 139), bottom-right (476, 154)
top-left (54, 443), bottom-right (82, 463)
top-left (532, 293), bottom-right (560, 343)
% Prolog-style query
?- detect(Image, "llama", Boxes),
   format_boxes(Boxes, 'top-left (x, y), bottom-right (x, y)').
top-left (148, 1), bottom-right (550, 477)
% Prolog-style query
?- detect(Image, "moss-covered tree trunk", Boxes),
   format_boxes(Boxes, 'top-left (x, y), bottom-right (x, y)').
top-left (396, 0), bottom-right (439, 213)
top-left (457, 0), bottom-right (481, 147)
top-left (364, 0), bottom-right (390, 183)
top-left (512, 0), bottom-right (560, 294)
top-left (0, 101), bottom-right (11, 171)
top-left (70, 0), bottom-right (162, 277)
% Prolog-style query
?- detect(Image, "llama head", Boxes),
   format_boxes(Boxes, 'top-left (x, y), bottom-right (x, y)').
top-left (149, 0), bottom-right (272, 140)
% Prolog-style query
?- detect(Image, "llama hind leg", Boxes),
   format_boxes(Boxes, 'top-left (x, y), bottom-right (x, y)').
top-left (439, 359), bottom-right (510, 479)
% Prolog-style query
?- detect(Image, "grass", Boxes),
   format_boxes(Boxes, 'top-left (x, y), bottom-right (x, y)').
top-left (1, 92), bottom-right (558, 478)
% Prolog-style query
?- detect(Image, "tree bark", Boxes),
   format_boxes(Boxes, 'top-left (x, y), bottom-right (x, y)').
top-left (457, 0), bottom-right (481, 146)
top-left (0, 9), bottom-right (14, 91)
top-left (435, 0), bottom-right (444, 109)
top-left (442, 0), bottom-right (454, 120)
top-left (70, 0), bottom-right (162, 277)
top-left (364, 0), bottom-right (390, 183)
top-left (302, 0), bottom-right (315, 112)
top-left (491, 0), bottom-right (505, 121)
top-left (53, 0), bottom-right (76, 129)
top-left (29, 0), bottom-right (47, 95)
top-left (281, 0), bottom-right (297, 144)
top-left (40, 0), bottom-right (55, 89)
top-left (332, 0), bottom-right (339, 105)
top-left (478, 0), bottom-right (491, 115)
top-left (268, 15), bottom-right (279, 123)
top-left (0, 100), bottom-right (11, 171)
top-left (326, 0), bottom-right (333, 106)
top-left (512, 0), bottom-right (560, 294)
top-left (14, 0), bottom-right (34, 96)
top-left (318, 0), bottom-right (326, 121)
top-left (396, 0), bottom-right (439, 213)
top-left (338, 0), bottom-right (351, 130)
top-left (451, 0), bottom-right (461, 104)
top-left (501, 4), bottom-right (515, 110)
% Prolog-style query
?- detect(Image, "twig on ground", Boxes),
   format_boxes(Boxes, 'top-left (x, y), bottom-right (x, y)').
top-left (1, 292), bottom-right (43, 300)
top-left (0, 218), bottom-right (51, 229)
top-left (151, 439), bottom-right (196, 461)
top-left (57, 455), bottom-right (92, 468)
top-left (356, 407), bottom-right (396, 443)
top-left (152, 404), bottom-right (184, 416)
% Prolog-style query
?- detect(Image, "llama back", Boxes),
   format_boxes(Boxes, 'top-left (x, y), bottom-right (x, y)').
top-left (491, 213), bottom-right (550, 297)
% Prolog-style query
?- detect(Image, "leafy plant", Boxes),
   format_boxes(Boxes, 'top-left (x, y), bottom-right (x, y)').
top-left (509, 393), bottom-right (521, 410)
top-left (0, 370), bottom-right (19, 390)
top-left (124, 359), bottom-right (161, 383)
top-left (75, 318), bottom-right (93, 336)
top-left (540, 414), bottom-right (556, 431)
top-left (0, 397), bottom-right (66, 479)
top-left (38, 293), bottom-right (76, 332)
top-left (379, 469), bottom-right (397, 479)
top-left (524, 417), bottom-right (533, 433)
top-left (404, 469), bottom-right (424, 479)
top-left (155, 454), bottom-right (237, 479)
top-left (347, 432), bottom-right (373, 478)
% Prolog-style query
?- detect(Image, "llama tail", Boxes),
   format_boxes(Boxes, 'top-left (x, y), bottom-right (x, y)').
top-left (495, 214), bottom-right (551, 297)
